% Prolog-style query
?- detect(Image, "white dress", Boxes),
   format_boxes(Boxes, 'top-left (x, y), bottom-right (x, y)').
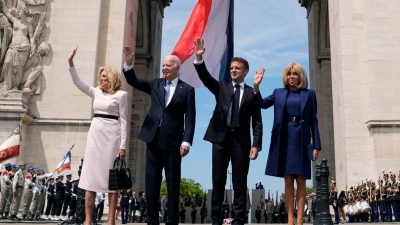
top-left (69, 67), bottom-right (128, 193)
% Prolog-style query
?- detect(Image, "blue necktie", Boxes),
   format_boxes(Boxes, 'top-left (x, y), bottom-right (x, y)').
top-left (231, 84), bottom-right (240, 128)
top-left (164, 80), bottom-right (172, 105)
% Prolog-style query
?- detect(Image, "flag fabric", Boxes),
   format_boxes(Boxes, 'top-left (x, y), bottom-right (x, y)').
top-left (171, 0), bottom-right (234, 88)
top-left (247, 192), bottom-right (251, 211)
top-left (0, 123), bottom-right (22, 163)
top-left (259, 193), bottom-right (264, 209)
top-left (55, 151), bottom-right (71, 173)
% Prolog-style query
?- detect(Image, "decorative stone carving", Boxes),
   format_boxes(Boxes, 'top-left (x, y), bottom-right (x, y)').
top-left (0, 0), bottom-right (48, 94)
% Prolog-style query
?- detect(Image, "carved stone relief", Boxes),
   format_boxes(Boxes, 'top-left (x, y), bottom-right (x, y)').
top-left (0, 0), bottom-right (49, 95)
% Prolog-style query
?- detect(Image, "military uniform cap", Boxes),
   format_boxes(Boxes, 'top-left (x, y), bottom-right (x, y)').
top-left (49, 177), bottom-right (54, 180)
top-left (34, 167), bottom-right (39, 171)
top-left (27, 165), bottom-right (34, 170)
top-left (39, 169), bottom-right (44, 173)
top-left (11, 164), bottom-right (15, 168)
top-left (65, 172), bottom-right (72, 176)
top-left (18, 161), bottom-right (26, 166)
top-left (72, 178), bottom-right (79, 182)
top-left (4, 163), bottom-right (11, 168)
top-left (57, 173), bottom-right (64, 177)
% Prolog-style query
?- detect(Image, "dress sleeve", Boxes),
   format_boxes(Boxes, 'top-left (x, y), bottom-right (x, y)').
top-left (69, 67), bottom-right (95, 98)
top-left (118, 91), bottom-right (129, 150)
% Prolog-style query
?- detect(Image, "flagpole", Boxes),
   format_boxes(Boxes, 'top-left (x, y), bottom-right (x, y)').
top-left (19, 112), bottom-right (26, 141)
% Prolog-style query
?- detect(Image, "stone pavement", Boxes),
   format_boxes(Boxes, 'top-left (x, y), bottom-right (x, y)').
top-left (0, 223), bottom-right (400, 225)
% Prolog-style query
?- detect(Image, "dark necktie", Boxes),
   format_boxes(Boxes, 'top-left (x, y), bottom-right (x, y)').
top-left (230, 84), bottom-right (240, 128)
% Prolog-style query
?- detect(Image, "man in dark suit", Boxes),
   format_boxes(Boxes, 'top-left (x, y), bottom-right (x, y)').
top-left (123, 46), bottom-right (196, 225)
top-left (193, 38), bottom-right (263, 225)
top-left (255, 206), bottom-right (261, 223)
top-left (311, 194), bottom-right (316, 220)
top-left (129, 191), bottom-right (138, 223)
top-left (140, 193), bottom-right (147, 223)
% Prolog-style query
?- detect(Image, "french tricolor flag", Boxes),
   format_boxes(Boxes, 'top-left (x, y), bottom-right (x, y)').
top-left (0, 123), bottom-right (21, 163)
top-left (55, 151), bottom-right (71, 174)
top-left (171, 0), bottom-right (234, 88)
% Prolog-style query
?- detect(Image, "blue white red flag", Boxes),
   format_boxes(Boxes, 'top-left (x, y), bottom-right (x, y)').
top-left (0, 123), bottom-right (21, 163)
top-left (171, 0), bottom-right (234, 88)
top-left (259, 193), bottom-right (264, 209)
top-left (55, 151), bottom-right (71, 174)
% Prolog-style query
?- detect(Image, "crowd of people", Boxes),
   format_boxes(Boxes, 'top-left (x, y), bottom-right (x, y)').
top-left (330, 171), bottom-right (400, 223)
top-left (63, 34), bottom-right (322, 225)
top-left (0, 162), bottom-right (79, 221)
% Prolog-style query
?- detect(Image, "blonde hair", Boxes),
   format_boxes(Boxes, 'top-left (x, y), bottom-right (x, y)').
top-left (98, 66), bottom-right (122, 94)
top-left (281, 62), bottom-right (308, 89)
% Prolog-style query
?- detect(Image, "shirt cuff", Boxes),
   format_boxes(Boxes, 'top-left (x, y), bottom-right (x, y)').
top-left (123, 63), bottom-right (133, 71)
top-left (181, 142), bottom-right (191, 148)
top-left (193, 59), bottom-right (204, 65)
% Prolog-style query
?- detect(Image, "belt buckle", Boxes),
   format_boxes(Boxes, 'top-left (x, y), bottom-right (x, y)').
top-left (230, 127), bottom-right (235, 132)
top-left (292, 117), bottom-right (296, 123)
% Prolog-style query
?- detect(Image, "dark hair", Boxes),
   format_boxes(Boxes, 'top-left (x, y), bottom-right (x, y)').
top-left (231, 57), bottom-right (249, 71)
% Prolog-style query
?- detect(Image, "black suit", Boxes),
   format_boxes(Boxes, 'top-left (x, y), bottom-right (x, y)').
top-left (194, 62), bottom-right (262, 225)
top-left (124, 68), bottom-right (196, 225)
top-left (140, 197), bottom-right (147, 223)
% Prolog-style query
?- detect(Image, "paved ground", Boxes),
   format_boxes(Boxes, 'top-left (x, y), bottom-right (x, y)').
top-left (1, 222), bottom-right (400, 225)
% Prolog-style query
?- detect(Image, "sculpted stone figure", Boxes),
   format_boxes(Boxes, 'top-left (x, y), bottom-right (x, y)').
top-left (20, 41), bottom-right (49, 93)
top-left (0, 0), bottom-right (34, 91)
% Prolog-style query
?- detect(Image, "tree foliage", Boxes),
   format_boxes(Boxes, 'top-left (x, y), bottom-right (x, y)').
top-left (160, 178), bottom-right (204, 199)
top-left (280, 186), bottom-right (314, 200)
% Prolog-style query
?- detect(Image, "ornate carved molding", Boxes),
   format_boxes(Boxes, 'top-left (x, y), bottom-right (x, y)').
top-left (366, 120), bottom-right (400, 128)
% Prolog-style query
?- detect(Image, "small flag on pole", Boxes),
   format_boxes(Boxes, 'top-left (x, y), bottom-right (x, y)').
top-left (259, 193), bottom-right (264, 209)
top-left (55, 151), bottom-right (71, 173)
top-left (247, 192), bottom-right (251, 211)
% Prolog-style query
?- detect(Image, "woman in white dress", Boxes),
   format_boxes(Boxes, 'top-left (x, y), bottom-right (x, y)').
top-left (68, 46), bottom-right (128, 225)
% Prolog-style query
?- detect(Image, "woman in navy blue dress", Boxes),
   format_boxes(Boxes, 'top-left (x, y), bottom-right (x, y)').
top-left (253, 63), bottom-right (321, 225)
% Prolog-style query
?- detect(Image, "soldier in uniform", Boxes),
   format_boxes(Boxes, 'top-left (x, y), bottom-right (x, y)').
top-left (21, 165), bottom-right (35, 220)
top-left (30, 168), bottom-right (50, 220)
top-left (43, 177), bottom-right (55, 220)
top-left (222, 200), bottom-right (230, 219)
top-left (383, 171), bottom-right (393, 222)
top-left (377, 177), bottom-right (387, 222)
top-left (330, 179), bottom-right (339, 224)
top-left (0, 163), bottom-right (12, 219)
top-left (200, 206), bottom-right (207, 224)
top-left (370, 181), bottom-right (379, 222)
top-left (28, 167), bottom-right (40, 220)
top-left (390, 172), bottom-right (399, 222)
top-left (37, 169), bottom-right (48, 220)
top-left (10, 161), bottom-right (27, 221)
top-left (68, 178), bottom-right (79, 220)
top-left (54, 174), bottom-right (65, 221)
top-left (61, 172), bottom-right (72, 221)
top-left (5, 164), bottom-right (17, 218)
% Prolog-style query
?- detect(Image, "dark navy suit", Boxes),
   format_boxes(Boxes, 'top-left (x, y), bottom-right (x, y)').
top-left (254, 88), bottom-right (321, 179)
top-left (194, 62), bottom-right (262, 225)
top-left (123, 68), bottom-right (195, 225)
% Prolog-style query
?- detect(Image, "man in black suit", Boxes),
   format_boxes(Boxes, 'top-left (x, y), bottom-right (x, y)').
top-left (123, 46), bottom-right (196, 225)
top-left (140, 193), bottom-right (147, 223)
top-left (311, 194), bottom-right (316, 220)
top-left (193, 38), bottom-right (262, 225)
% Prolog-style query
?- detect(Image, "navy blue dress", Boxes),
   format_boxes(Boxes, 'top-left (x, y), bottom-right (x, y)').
top-left (277, 90), bottom-right (304, 177)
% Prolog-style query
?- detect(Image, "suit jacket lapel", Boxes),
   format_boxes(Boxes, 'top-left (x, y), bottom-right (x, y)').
top-left (158, 79), bottom-right (166, 108)
top-left (167, 79), bottom-right (184, 107)
top-left (279, 88), bottom-right (288, 110)
top-left (300, 89), bottom-right (308, 114)
top-left (240, 86), bottom-right (250, 108)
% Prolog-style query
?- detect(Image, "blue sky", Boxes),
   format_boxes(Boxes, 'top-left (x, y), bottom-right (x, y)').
top-left (160, 0), bottom-right (311, 197)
